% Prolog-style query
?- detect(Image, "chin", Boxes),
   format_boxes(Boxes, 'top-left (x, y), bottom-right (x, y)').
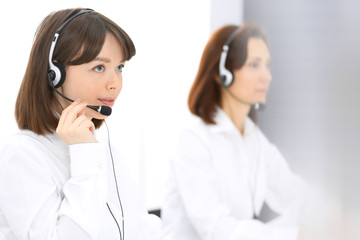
top-left (258, 97), bottom-right (267, 104)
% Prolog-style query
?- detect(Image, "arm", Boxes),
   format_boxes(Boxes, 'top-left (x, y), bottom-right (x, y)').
top-left (261, 136), bottom-right (307, 229)
top-left (171, 130), bottom-right (296, 240)
top-left (0, 139), bottom-right (108, 240)
top-left (0, 101), bottom-right (109, 239)
top-left (58, 143), bottom-right (108, 238)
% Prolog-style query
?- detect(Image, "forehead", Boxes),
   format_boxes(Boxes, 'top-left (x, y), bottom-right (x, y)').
top-left (96, 33), bottom-right (124, 59)
top-left (247, 37), bottom-right (270, 59)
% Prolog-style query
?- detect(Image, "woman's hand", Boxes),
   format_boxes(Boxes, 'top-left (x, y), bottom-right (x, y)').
top-left (56, 99), bottom-right (97, 145)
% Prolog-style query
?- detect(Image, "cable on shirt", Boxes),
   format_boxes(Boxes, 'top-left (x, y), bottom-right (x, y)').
top-left (105, 120), bottom-right (125, 240)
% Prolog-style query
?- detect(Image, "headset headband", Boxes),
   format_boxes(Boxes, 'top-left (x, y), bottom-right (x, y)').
top-left (219, 28), bottom-right (238, 88)
top-left (47, 9), bottom-right (94, 88)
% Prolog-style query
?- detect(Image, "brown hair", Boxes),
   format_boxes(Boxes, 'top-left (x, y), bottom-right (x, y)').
top-left (15, 8), bottom-right (136, 135)
top-left (188, 23), bottom-right (267, 124)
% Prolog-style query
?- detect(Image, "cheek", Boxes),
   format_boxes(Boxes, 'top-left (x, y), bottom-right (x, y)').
top-left (234, 72), bottom-right (255, 91)
top-left (78, 85), bottom-right (100, 101)
top-left (62, 78), bottom-right (98, 100)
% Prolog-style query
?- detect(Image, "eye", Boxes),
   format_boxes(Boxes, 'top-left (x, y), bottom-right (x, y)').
top-left (249, 62), bottom-right (259, 69)
top-left (116, 64), bottom-right (124, 72)
top-left (94, 65), bottom-right (105, 72)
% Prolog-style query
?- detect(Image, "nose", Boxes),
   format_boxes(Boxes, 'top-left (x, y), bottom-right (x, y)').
top-left (261, 67), bottom-right (272, 83)
top-left (107, 70), bottom-right (122, 91)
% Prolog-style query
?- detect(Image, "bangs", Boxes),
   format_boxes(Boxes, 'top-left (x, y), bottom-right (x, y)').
top-left (55, 14), bottom-right (107, 66)
top-left (227, 25), bottom-right (268, 70)
top-left (54, 11), bottom-right (135, 67)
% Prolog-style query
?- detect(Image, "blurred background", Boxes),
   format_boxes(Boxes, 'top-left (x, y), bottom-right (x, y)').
top-left (244, 1), bottom-right (360, 238)
top-left (0, 0), bottom-right (359, 239)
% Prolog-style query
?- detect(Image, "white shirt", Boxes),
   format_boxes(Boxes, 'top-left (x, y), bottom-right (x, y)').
top-left (0, 129), bottom-right (163, 240)
top-left (161, 108), bottom-right (306, 240)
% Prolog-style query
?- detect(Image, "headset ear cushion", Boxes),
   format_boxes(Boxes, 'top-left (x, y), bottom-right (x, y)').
top-left (52, 62), bottom-right (66, 88)
top-left (220, 75), bottom-right (227, 86)
top-left (220, 70), bottom-right (234, 88)
top-left (227, 72), bottom-right (234, 87)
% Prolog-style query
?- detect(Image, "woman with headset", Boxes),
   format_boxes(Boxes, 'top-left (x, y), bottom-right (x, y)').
top-left (161, 24), bottom-right (306, 240)
top-left (0, 8), bottom-right (165, 240)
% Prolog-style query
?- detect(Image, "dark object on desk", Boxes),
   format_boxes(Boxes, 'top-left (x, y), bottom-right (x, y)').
top-left (148, 209), bottom-right (161, 218)
top-left (255, 202), bottom-right (280, 223)
top-left (147, 202), bottom-right (279, 222)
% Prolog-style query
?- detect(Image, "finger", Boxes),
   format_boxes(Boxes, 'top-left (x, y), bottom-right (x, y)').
top-left (57, 101), bottom-right (87, 136)
top-left (77, 116), bottom-right (96, 134)
top-left (77, 107), bottom-right (86, 118)
top-left (57, 99), bottom-right (81, 129)
top-left (72, 115), bottom-right (89, 127)
top-left (60, 100), bottom-right (88, 127)
top-left (69, 116), bottom-right (96, 135)
top-left (81, 118), bottom-right (96, 134)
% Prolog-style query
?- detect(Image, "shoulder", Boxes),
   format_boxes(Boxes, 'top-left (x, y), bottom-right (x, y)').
top-left (170, 115), bottom-right (215, 162)
top-left (1, 130), bottom-right (50, 151)
top-left (0, 130), bottom-right (54, 166)
top-left (178, 114), bottom-right (213, 145)
top-left (0, 131), bottom-right (58, 186)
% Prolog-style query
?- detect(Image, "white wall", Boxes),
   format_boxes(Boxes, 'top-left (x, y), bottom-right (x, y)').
top-left (210, 0), bottom-right (244, 30)
top-left (0, 0), bottom-right (211, 209)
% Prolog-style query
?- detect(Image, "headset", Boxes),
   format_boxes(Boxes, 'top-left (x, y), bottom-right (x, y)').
top-left (46, 9), bottom-right (112, 116)
top-left (46, 9), bottom-right (124, 239)
top-left (218, 28), bottom-right (262, 110)
top-left (219, 28), bottom-right (238, 88)
top-left (47, 9), bottom-right (93, 88)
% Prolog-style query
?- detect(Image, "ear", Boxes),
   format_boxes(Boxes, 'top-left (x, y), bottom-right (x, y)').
top-left (214, 73), bottom-right (221, 84)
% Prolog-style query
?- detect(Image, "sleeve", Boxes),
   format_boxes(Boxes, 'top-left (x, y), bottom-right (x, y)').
top-left (108, 144), bottom-right (167, 240)
top-left (0, 140), bottom-right (108, 240)
top-left (261, 136), bottom-right (307, 229)
top-left (171, 130), bottom-right (296, 240)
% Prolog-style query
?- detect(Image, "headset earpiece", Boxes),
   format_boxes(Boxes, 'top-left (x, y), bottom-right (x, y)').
top-left (219, 45), bottom-right (234, 87)
top-left (219, 28), bottom-right (238, 88)
top-left (47, 9), bottom-right (93, 89)
top-left (220, 73), bottom-right (233, 87)
top-left (47, 61), bottom-right (66, 88)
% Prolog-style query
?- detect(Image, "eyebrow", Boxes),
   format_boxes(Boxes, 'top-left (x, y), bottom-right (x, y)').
top-left (92, 57), bottom-right (125, 63)
top-left (247, 57), bottom-right (271, 62)
top-left (93, 57), bottom-right (111, 63)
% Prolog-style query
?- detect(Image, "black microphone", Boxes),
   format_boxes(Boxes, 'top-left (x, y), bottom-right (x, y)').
top-left (51, 86), bottom-right (112, 116)
top-left (87, 105), bottom-right (112, 116)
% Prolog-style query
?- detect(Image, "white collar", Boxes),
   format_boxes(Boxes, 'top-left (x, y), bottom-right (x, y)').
top-left (208, 107), bottom-right (257, 138)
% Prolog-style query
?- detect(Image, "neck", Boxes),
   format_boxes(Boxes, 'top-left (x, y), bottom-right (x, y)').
top-left (221, 92), bottom-right (251, 135)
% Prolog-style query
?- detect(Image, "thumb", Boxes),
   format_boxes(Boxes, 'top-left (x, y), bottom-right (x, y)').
top-left (79, 105), bottom-right (96, 133)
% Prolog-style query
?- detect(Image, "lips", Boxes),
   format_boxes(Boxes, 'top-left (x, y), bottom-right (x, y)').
top-left (98, 98), bottom-right (115, 107)
top-left (256, 88), bottom-right (268, 93)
